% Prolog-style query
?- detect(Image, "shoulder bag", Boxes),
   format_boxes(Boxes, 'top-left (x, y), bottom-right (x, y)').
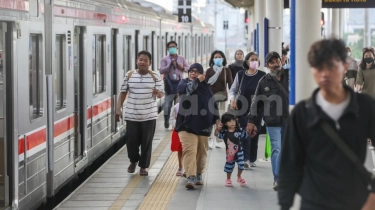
top-left (320, 121), bottom-right (374, 188)
top-left (227, 71), bottom-right (245, 116)
top-left (213, 68), bottom-right (228, 102)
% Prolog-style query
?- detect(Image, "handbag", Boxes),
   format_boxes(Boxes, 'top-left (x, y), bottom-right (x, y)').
top-left (213, 68), bottom-right (227, 102)
top-left (320, 121), bottom-right (375, 186)
top-left (164, 74), bottom-right (180, 95)
top-left (227, 71), bottom-right (245, 116)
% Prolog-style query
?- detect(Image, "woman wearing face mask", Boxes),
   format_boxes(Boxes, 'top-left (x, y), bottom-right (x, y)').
top-left (229, 52), bottom-right (266, 168)
top-left (205, 50), bottom-right (233, 148)
top-left (228, 50), bottom-right (245, 80)
top-left (356, 48), bottom-right (375, 98)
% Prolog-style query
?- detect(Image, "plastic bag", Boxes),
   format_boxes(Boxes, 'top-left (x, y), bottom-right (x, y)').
top-left (265, 133), bottom-right (272, 160)
top-left (171, 129), bottom-right (182, 152)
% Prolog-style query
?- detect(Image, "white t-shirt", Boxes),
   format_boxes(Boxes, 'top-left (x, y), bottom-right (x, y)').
top-left (120, 70), bottom-right (164, 122)
top-left (316, 90), bottom-right (351, 122)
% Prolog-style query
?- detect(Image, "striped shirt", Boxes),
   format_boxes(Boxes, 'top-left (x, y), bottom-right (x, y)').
top-left (121, 70), bottom-right (164, 122)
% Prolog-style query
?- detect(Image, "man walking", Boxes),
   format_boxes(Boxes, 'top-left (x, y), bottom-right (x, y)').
top-left (116, 51), bottom-right (164, 176)
top-left (278, 38), bottom-right (375, 210)
top-left (159, 41), bottom-right (189, 129)
top-left (246, 51), bottom-right (289, 190)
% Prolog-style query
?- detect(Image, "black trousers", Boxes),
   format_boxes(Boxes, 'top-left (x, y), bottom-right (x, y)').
top-left (125, 120), bottom-right (156, 168)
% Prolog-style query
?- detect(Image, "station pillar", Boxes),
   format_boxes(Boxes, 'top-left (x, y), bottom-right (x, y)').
top-left (364, 9), bottom-right (371, 47)
top-left (332, 9), bottom-right (340, 38)
top-left (265, 0), bottom-right (283, 55)
top-left (255, 0), bottom-right (266, 71)
top-left (290, 0), bottom-right (321, 104)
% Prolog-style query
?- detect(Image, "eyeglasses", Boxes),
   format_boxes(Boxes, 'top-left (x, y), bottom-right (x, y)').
top-left (189, 70), bottom-right (200, 74)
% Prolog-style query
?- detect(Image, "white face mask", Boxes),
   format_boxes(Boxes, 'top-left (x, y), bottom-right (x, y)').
top-left (347, 52), bottom-right (352, 57)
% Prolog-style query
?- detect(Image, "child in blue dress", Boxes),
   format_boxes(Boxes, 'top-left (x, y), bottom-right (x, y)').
top-left (215, 112), bottom-right (248, 187)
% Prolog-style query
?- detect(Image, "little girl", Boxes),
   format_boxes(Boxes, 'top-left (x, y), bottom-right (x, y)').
top-left (170, 102), bottom-right (183, 176)
top-left (215, 112), bottom-right (247, 187)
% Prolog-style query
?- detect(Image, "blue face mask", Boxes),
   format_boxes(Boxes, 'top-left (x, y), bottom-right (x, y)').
top-left (169, 47), bottom-right (177, 55)
top-left (214, 58), bottom-right (223, 66)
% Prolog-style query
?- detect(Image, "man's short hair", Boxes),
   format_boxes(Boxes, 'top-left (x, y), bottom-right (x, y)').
top-left (167, 41), bottom-right (178, 48)
top-left (308, 38), bottom-right (347, 68)
top-left (137, 51), bottom-right (152, 61)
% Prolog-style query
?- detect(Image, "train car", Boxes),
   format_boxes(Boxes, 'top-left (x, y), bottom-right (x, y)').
top-left (0, 0), bottom-right (214, 209)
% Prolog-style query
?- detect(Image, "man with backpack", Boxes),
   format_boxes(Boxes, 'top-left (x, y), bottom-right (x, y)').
top-left (278, 38), bottom-right (375, 210)
top-left (115, 51), bottom-right (164, 176)
top-left (159, 41), bottom-right (190, 129)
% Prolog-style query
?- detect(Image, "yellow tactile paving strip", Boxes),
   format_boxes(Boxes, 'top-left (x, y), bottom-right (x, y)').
top-left (138, 152), bottom-right (180, 210)
top-left (109, 132), bottom-right (172, 210)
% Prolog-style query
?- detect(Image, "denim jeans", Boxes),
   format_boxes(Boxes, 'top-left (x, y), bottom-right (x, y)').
top-left (163, 93), bottom-right (178, 122)
top-left (266, 126), bottom-right (285, 182)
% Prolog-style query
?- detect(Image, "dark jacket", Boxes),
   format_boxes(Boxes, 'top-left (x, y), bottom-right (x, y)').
top-left (175, 78), bottom-right (220, 136)
top-left (247, 71), bottom-right (289, 127)
top-left (278, 86), bottom-right (375, 210)
top-left (228, 64), bottom-right (244, 82)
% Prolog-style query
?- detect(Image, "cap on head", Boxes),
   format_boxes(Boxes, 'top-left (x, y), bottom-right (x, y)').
top-left (188, 63), bottom-right (204, 74)
top-left (266, 51), bottom-right (281, 63)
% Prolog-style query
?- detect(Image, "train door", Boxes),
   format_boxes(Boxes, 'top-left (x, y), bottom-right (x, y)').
top-left (0, 21), bottom-right (11, 210)
top-left (110, 29), bottom-right (118, 136)
top-left (73, 26), bottom-right (87, 164)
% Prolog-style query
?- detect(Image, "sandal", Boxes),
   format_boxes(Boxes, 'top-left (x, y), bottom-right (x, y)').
top-left (225, 179), bottom-right (233, 187)
top-left (237, 177), bottom-right (247, 186)
top-left (140, 168), bottom-right (148, 176)
top-left (176, 168), bottom-right (183, 176)
top-left (127, 162), bottom-right (137, 173)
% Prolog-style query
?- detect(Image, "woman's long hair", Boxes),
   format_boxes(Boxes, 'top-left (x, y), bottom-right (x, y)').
top-left (359, 47), bottom-right (375, 70)
top-left (209, 50), bottom-right (227, 67)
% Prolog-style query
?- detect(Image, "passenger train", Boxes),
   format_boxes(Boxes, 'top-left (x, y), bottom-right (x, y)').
top-left (0, 0), bottom-right (214, 209)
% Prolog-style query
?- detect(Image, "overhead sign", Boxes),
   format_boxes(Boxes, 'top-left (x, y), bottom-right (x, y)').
top-left (223, 21), bottom-right (228, 30)
top-left (284, 0), bottom-right (375, 8)
top-left (322, 0), bottom-right (375, 8)
top-left (178, 0), bottom-right (192, 23)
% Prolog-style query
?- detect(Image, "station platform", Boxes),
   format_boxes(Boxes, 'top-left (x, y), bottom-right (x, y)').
top-left (53, 114), bottom-right (375, 210)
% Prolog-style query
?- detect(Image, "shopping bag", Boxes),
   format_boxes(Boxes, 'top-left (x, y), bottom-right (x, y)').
top-left (265, 133), bottom-right (272, 160)
top-left (171, 129), bottom-right (182, 152)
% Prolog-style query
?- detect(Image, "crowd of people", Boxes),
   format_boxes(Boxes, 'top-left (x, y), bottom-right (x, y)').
top-left (115, 38), bottom-right (375, 209)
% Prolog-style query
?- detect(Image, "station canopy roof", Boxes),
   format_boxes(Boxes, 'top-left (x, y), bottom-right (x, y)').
top-left (224, 0), bottom-right (254, 8)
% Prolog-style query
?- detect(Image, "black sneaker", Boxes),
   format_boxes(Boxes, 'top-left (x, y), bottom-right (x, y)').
top-left (164, 121), bottom-right (169, 129)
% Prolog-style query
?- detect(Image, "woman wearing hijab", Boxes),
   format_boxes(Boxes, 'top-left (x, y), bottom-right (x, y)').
top-left (205, 50), bottom-right (233, 148)
top-left (229, 52), bottom-right (266, 168)
top-left (176, 63), bottom-right (220, 189)
top-left (228, 50), bottom-right (245, 80)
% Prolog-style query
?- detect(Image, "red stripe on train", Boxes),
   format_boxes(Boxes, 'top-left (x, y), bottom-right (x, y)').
top-left (0, 0), bottom-right (29, 11)
top-left (18, 99), bottom-right (111, 155)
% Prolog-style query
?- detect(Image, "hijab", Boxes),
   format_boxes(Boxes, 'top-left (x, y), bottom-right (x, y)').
top-left (233, 49), bottom-right (244, 67)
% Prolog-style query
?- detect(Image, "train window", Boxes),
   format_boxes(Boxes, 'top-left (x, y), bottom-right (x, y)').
top-left (198, 36), bottom-right (201, 56)
top-left (185, 36), bottom-right (188, 58)
top-left (55, 34), bottom-right (67, 111)
top-left (143, 36), bottom-right (149, 51)
top-left (29, 34), bottom-right (44, 119)
top-left (92, 35), bottom-right (106, 95)
top-left (178, 36), bottom-right (181, 55)
top-left (123, 35), bottom-right (131, 78)
top-left (157, 36), bottom-right (161, 66)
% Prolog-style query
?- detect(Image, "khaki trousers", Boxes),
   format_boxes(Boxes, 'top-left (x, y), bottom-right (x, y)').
top-left (178, 131), bottom-right (209, 178)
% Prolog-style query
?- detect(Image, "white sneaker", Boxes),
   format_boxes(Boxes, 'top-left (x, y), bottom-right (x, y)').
top-left (208, 138), bottom-right (214, 149)
top-left (250, 162), bottom-right (257, 167)
top-left (244, 160), bottom-right (250, 168)
top-left (273, 181), bottom-right (278, 191)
